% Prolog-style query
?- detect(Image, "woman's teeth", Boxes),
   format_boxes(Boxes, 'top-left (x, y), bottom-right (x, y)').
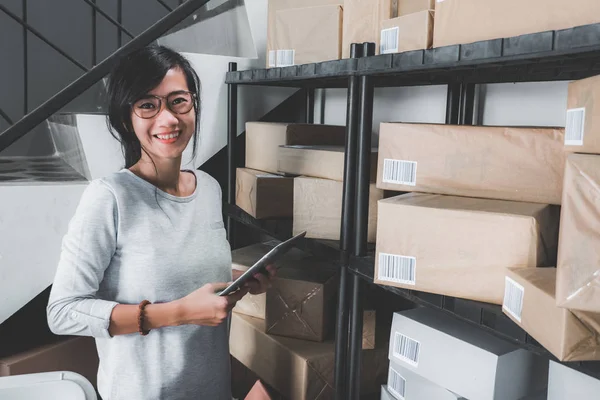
top-left (156, 132), bottom-right (179, 140)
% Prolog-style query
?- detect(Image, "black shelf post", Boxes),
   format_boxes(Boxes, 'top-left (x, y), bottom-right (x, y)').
top-left (348, 42), bottom-right (376, 400)
top-left (459, 83), bottom-right (476, 125)
top-left (446, 83), bottom-right (461, 124)
top-left (334, 43), bottom-right (363, 400)
top-left (227, 62), bottom-right (238, 245)
top-left (306, 88), bottom-right (315, 123)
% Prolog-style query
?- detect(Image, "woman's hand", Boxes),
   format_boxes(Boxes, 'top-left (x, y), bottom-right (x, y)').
top-left (176, 283), bottom-right (248, 327)
top-left (232, 265), bottom-right (276, 295)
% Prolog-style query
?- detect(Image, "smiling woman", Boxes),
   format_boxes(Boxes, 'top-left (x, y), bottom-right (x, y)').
top-left (45, 45), bottom-right (274, 400)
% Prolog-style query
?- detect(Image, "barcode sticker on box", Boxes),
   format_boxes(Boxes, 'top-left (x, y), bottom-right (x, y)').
top-left (378, 253), bottom-right (416, 285)
top-left (565, 107), bottom-right (585, 146)
top-left (268, 50), bottom-right (276, 68)
top-left (380, 27), bottom-right (399, 54)
top-left (393, 332), bottom-right (421, 366)
top-left (382, 159), bottom-right (417, 186)
top-left (503, 276), bottom-right (525, 322)
top-left (276, 49), bottom-right (295, 67)
top-left (388, 368), bottom-right (406, 400)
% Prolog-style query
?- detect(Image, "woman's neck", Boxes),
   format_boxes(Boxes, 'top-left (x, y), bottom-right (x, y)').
top-left (130, 156), bottom-right (185, 196)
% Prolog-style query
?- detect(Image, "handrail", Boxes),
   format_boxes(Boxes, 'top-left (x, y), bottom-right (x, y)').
top-left (81, 0), bottom-right (135, 39)
top-left (0, 4), bottom-right (89, 72)
top-left (0, 0), bottom-right (212, 152)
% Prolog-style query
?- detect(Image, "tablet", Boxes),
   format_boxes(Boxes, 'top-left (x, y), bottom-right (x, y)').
top-left (218, 231), bottom-right (307, 296)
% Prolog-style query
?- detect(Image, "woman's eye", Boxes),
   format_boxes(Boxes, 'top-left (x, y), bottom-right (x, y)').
top-left (171, 97), bottom-right (187, 105)
top-left (138, 102), bottom-right (156, 109)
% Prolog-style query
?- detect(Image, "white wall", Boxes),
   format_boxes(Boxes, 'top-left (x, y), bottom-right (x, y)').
top-left (317, 81), bottom-right (570, 133)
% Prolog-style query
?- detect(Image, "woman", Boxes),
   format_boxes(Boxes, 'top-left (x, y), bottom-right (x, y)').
top-left (47, 45), bottom-right (271, 400)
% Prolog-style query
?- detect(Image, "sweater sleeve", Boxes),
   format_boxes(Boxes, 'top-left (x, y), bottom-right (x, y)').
top-left (47, 180), bottom-right (120, 338)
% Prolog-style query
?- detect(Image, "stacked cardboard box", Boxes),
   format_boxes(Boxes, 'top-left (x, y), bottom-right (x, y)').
top-left (230, 242), bottom-right (390, 397)
top-left (379, 0), bottom-right (435, 55)
top-left (0, 337), bottom-right (99, 388)
top-left (386, 308), bottom-right (549, 399)
top-left (238, 122), bottom-right (345, 219)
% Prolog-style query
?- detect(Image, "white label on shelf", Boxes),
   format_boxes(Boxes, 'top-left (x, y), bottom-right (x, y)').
top-left (382, 159), bottom-right (417, 186)
top-left (378, 253), bottom-right (416, 285)
top-left (388, 367), bottom-right (407, 400)
top-left (268, 50), bottom-right (276, 68)
top-left (380, 27), bottom-right (399, 54)
top-left (276, 49), bottom-right (295, 67)
top-left (565, 107), bottom-right (585, 146)
top-left (503, 276), bottom-right (525, 323)
top-left (393, 332), bottom-right (421, 366)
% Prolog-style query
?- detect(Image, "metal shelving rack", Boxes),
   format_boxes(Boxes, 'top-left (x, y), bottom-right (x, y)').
top-left (224, 22), bottom-right (600, 400)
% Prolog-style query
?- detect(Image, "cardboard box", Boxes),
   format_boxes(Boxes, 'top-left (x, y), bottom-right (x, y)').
top-left (503, 268), bottom-right (600, 361)
top-left (548, 361), bottom-right (600, 400)
top-left (565, 74), bottom-right (600, 154)
top-left (0, 337), bottom-right (99, 388)
top-left (380, 10), bottom-right (434, 54)
top-left (293, 176), bottom-right (383, 242)
top-left (342, 0), bottom-right (396, 59)
top-left (556, 154), bottom-right (600, 312)
top-left (230, 313), bottom-right (389, 400)
top-left (387, 360), bottom-right (465, 400)
top-left (375, 193), bottom-right (560, 304)
top-left (246, 122), bottom-right (346, 175)
top-left (232, 243), bottom-right (315, 319)
top-left (376, 123), bottom-right (566, 204)
top-left (389, 308), bottom-right (549, 400)
top-left (266, 265), bottom-right (338, 342)
top-left (277, 145), bottom-right (377, 182)
top-left (380, 385), bottom-right (394, 400)
top-left (433, 0), bottom-right (600, 48)
top-left (397, 0), bottom-right (434, 16)
top-left (274, 5), bottom-right (342, 66)
top-left (236, 168), bottom-right (294, 219)
top-left (266, 0), bottom-right (343, 67)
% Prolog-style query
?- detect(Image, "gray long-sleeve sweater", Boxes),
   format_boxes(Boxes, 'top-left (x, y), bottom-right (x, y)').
top-left (47, 169), bottom-right (233, 400)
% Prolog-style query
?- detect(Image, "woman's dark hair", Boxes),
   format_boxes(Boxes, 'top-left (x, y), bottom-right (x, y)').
top-left (106, 45), bottom-right (201, 168)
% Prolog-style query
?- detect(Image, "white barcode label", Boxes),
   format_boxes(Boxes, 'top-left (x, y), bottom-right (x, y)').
top-left (565, 107), bottom-right (585, 146)
top-left (388, 368), bottom-right (406, 400)
top-left (382, 159), bottom-right (417, 186)
top-left (276, 49), bottom-right (295, 67)
top-left (393, 332), bottom-right (421, 366)
top-left (268, 50), bottom-right (276, 67)
top-left (503, 276), bottom-right (525, 322)
top-left (378, 253), bottom-right (416, 285)
top-left (380, 27), bottom-right (399, 54)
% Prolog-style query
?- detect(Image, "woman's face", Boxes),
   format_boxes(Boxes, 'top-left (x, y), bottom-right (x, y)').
top-left (130, 67), bottom-right (196, 163)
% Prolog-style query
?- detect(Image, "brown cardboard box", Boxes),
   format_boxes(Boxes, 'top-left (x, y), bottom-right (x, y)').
top-left (380, 10), bottom-right (434, 54)
top-left (376, 123), bottom-right (566, 204)
top-left (342, 0), bottom-right (395, 59)
top-left (434, 0), bottom-right (600, 48)
top-left (0, 337), bottom-right (99, 387)
top-left (232, 242), bottom-right (313, 319)
top-left (503, 268), bottom-right (600, 361)
top-left (246, 122), bottom-right (346, 175)
top-left (266, 0), bottom-right (343, 67)
top-left (397, 0), bottom-right (434, 16)
top-left (266, 265), bottom-right (338, 342)
top-left (236, 168), bottom-right (294, 219)
top-left (277, 145), bottom-right (377, 182)
top-left (274, 4), bottom-right (343, 66)
top-left (293, 177), bottom-right (383, 242)
top-left (374, 193), bottom-right (560, 304)
top-left (556, 154), bottom-right (600, 312)
top-left (565, 74), bottom-right (600, 154)
top-left (362, 310), bottom-right (377, 350)
top-left (230, 313), bottom-right (389, 400)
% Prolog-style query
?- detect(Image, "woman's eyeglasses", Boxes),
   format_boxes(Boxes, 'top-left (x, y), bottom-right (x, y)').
top-left (132, 91), bottom-right (196, 119)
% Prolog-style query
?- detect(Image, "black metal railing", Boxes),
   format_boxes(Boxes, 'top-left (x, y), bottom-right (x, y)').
top-left (0, 0), bottom-right (212, 152)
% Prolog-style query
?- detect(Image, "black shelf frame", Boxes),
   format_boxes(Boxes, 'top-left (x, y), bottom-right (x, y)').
top-left (224, 23), bottom-right (600, 399)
